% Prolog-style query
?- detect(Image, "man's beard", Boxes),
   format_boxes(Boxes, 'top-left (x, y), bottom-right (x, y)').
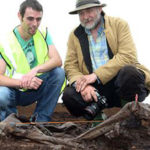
top-left (81, 13), bottom-right (101, 30)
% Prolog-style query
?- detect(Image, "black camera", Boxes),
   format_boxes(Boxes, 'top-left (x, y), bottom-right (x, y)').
top-left (83, 90), bottom-right (108, 120)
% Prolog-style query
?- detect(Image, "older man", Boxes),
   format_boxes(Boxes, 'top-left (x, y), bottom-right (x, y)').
top-left (62, 0), bottom-right (150, 120)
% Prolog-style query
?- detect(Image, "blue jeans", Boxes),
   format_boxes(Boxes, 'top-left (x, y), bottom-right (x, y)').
top-left (0, 67), bottom-right (65, 122)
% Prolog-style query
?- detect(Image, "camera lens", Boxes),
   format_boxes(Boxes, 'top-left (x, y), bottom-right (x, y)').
top-left (83, 92), bottom-right (108, 120)
top-left (84, 103), bottom-right (100, 120)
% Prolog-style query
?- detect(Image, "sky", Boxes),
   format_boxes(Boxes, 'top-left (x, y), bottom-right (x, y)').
top-left (0, 0), bottom-right (150, 103)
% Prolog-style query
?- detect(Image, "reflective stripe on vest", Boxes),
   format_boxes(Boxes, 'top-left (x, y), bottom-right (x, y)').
top-left (0, 48), bottom-right (14, 78)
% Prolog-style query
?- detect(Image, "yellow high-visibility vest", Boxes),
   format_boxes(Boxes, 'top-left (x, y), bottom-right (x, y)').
top-left (0, 28), bottom-right (49, 78)
top-left (0, 28), bottom-right (66, 92)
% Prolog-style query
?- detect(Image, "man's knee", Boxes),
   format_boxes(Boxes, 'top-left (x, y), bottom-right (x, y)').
top-left (117, 65), bottom-right (145, 86)
top-left (62, 86), bottom-right (75, 104)
top-left (51, 67), bottom-right (65, 84)
top-left (115, 65), bottom-right (148, 101)
top-left (62, 86), bottom-right (87, 116)
top-left (0, 87), bottom-right (11, 107)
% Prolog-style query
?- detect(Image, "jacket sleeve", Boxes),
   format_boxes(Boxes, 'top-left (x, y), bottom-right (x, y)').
top-left (94, 18), bottom-right (138, 85)
top-left (64, 31), bottom-right (84, 84)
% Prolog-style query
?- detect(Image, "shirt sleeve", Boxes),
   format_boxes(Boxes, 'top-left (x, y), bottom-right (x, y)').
top-left (46, 31), bottom-right (53, 46)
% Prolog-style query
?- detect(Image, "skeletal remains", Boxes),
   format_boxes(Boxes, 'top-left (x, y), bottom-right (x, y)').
top-left (0, 101), bottom-right (150, 149)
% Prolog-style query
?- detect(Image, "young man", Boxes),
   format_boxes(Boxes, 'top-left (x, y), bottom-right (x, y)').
top-left (62, 0), bottom-right (150, 120)
top-left (0, 0), bottom-right (65, 122)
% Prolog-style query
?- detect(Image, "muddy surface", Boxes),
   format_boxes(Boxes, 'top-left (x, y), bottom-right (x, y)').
top-left (0, 102), bottom-right (150, 150)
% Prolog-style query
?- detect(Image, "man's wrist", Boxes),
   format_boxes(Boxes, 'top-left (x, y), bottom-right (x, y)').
top-left (32, 67), bottom-right (39, 74)
top-left (92, 73), bottom-right (97, 80)
top-left (18, 80), bottom-right (22, 89)
top-left (92, 73), bottom-right (101, 84)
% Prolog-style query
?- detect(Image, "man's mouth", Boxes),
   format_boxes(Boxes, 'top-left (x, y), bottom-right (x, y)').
top-left (84, 19), bottom-right (93, 24)
top-left (29, 28), bottom-right (37, 34)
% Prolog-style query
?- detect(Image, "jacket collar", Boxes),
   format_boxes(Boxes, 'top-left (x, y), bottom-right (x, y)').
top-left (73, 12), bottom-right (113, 73)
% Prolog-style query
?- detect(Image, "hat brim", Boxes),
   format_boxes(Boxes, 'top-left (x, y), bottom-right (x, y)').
top-left (69, 3), bottom-right (106, 15)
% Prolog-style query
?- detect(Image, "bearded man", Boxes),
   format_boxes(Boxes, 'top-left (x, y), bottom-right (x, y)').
top-left (62, 0), bottom-right (150, 121)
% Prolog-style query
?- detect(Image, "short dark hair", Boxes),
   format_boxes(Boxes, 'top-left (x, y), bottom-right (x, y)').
top-left (19, 0), bottom-right (43, 17)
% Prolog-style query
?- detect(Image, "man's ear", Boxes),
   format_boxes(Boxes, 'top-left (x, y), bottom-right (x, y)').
top-left (18, 12), bottom-right (23, 22)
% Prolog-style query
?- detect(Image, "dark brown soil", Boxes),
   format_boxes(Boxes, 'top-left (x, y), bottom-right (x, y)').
top-left (0, 103), bottom-right (121, 150)
top-left (1, 103), bottom-right (150, 150)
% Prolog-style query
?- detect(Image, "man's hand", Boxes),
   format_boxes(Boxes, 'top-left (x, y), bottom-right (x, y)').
top-left (21, 68), bottom-right (38, 88)
top-left (28, 77), bottom-right (43, 90)
top-left (81, 85), bottom-right (98, 102)
top-left (20, 76), bottom-right (43, 90)
top-left (76, 73), bottom-right (97, 92)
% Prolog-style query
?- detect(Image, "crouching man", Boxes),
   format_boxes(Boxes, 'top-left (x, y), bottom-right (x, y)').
top-left (62, 0), bottom-right (150, 120)
top-left (0, 0), bottom-right (65, 122)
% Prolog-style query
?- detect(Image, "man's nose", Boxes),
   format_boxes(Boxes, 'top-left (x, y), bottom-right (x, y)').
top-left (32, 19), bottom-right (38, 26)
top-left (82, 13), bottom-right (89, 19)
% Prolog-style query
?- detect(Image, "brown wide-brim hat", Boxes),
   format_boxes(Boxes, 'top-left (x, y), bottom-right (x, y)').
top-left (69, 0), bottom-right (106, 15)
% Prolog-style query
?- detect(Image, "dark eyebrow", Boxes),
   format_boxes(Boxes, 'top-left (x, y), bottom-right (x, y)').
top-left (26, 16), bottom-right (42, 21)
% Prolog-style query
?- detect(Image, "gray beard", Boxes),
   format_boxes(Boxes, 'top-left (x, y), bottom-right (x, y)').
top-left (81, 14), bottom-right (101, 30)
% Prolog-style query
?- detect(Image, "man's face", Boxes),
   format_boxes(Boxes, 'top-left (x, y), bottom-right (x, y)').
top-left (79, 7), bottom-right (102, 30)
top-left (19, 7), bottom-right (43, 36)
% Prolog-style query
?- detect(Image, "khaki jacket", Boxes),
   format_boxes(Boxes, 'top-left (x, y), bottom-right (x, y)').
top-left (64, 14), bottom-right (150, 90)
